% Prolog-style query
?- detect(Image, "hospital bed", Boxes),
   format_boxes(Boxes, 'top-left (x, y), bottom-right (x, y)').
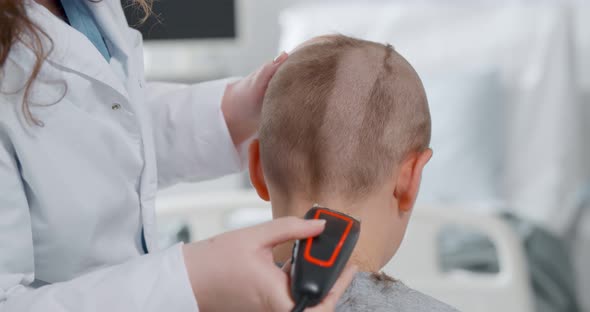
top-left (156, 191), bottom-right (534, 312)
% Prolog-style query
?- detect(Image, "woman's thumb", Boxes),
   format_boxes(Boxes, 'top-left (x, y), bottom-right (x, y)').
top-left (253, 217), bottom-right (325, 248)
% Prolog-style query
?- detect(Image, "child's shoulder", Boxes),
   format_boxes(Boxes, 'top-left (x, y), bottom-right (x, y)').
top-left (336, 272), bottom-right (460, 312)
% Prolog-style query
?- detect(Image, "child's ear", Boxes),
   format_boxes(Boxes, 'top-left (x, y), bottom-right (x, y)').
top-left (394, 148), bottom-right (433, 212)
top-left (248, 139), bottom-right (270, 201)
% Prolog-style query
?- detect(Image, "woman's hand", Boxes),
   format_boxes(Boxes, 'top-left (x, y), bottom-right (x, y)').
top-left (221, 52), bottom-right (289, 147)
top-left (281, 259), bottom-right (358, 312)
top-left (182, 217), bottom-right (357, 312)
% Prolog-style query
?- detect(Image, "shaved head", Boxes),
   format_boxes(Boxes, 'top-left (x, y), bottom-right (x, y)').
top-left (259, 35), bottom-right (430, 201)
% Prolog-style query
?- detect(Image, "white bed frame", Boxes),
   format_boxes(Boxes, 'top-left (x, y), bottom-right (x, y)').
top-left (156, 190), bottom-right (534, 312)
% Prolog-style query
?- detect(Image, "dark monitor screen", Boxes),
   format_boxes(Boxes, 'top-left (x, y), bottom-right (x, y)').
top-left (123, 0), bottom-right (236, 40)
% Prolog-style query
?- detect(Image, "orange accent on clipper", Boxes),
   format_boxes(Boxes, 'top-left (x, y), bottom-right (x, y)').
top-left (303, 209), bottom-right (354, 267)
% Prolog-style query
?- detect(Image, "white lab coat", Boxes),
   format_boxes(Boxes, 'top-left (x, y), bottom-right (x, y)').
top-left (0, 1), bottom-right (242, 311)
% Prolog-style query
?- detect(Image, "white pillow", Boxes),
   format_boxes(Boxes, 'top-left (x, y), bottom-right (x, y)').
top-left (416, 72), bottom-right (505, 209)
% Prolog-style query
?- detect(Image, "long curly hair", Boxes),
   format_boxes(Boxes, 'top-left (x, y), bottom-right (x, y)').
top-left (0, 0), bottom-right (152, 125)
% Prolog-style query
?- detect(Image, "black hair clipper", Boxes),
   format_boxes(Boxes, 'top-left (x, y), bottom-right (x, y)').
top-left (290, 206), bottom-right (360, 312)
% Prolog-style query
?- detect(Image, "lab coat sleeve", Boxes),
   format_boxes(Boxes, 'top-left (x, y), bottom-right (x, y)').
top-left (0, 245), bottom-right (198, 312)
top-left (145, 79), bottom-right (247, 188)
top-left (0, 135), bottom-right (198, 312)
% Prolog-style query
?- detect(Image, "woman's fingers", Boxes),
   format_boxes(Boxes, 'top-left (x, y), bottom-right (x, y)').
top-left (309, 265), bottom-right (358, 311)
top-left (220, 51), bottom-right (288, 147)
top-left (281, 258), bottom-right (293, 273)
top-left (328, 265), bottom-right (358, 303)
top-left (248, 217), bottom-right (325, 248)
top-left (256, 51), bottom-right (288, 91)
top-left (274, 51), bottom-right (289, 64)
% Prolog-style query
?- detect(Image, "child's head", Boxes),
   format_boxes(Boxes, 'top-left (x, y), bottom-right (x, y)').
top-left (249, 35), bottom-right (432, 270)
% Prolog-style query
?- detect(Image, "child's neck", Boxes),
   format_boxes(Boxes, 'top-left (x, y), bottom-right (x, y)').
top-left (271, 195), bottom-right (391, 272)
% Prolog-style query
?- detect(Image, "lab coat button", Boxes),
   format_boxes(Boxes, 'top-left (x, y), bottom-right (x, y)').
top-left (112, 103), bottom-right (122, 110)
